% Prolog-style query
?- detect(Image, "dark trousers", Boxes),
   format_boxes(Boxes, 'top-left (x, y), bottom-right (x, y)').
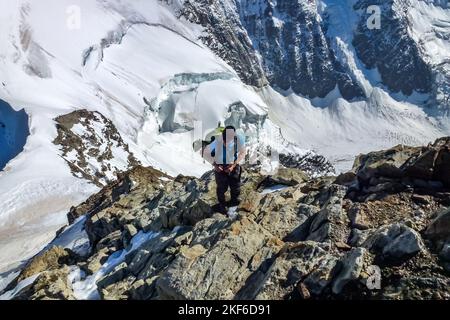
top-left (215, 167), bottom-right (241, 206)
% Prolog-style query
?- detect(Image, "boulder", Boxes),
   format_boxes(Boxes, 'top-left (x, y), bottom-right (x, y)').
top-left (347, 204), bottom-right (369, 230)
top-left (402, 137), bottom-right (450, 187)
top-left (85, 247), bottom-right (111, 274)
top-left (303, 255), bottom-right (339, 295)
top-left (331, 248), bottom-right (372, 294)
top-left (353, 145), bottom-right (419, 182)
top-left (439, 241), bottom-right (450, 262)
top-left (425, 208), bottom-right (450, 242)
top-left (97, 262), bottom-right (128, 290)
top-left (18, 246), bottom-right (75, 282)
top-left (248, 187), bottom-right (309, 240)
top-left (26, 266), bottom-right (76, 300)
top-left (362, 223), bottom-right (425, 263)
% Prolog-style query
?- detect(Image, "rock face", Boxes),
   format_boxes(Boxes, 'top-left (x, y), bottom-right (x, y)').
top-left (353, 0), bottom-right (432, 95)
top-left (181, 0), bottom-right (364, 99)
top-left (180, 0), bottom-right (268, 88)
top-left (350, 137), bottom-right (450, 201)
top-left (53, 109), bottom-right (140, 187)
top-left (239, 0), bottom-right (364, 99)
top-left (4, 138), bottom-right (450, 300)
top-left (178, 0), bottom-right (442, 102)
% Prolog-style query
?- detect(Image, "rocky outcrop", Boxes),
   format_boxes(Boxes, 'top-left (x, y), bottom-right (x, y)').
top-left (4, 138), bottom-right (450, 300)
top-left (348, 137), bottom-right (450, 203)
top-left (353, 0), bottom-right (432, 95)
top-left (279, 152), bottom-right (336, 177)
top-left (180, 0), bottom-right (267, 88)
top-left (53, 109), bottom-right (140, 187)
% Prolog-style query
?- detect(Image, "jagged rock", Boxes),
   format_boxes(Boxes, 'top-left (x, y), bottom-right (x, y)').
top-left (68, 165), bottom-right (165, 224)
top-left (347, 204), bottom-right (369, 230)
top-left (440, 242), bottom-right (450, 262)
top-left (259, 167), bottom-right (309, 188)
top-left (97, 262), bottom-right (129, 291)
top-left (128, 277), bottom-right (158, 300)
top-left (18, 246), bottom-right (75, 282)
top-left (353, 144), bottom-right (419, 183)
top-left (10, 139), bottom-right (450, 301)
top-left (362, 223), bottom-right (425, 263)
top-left (83, 167), bottom-right (168, 247)
top-left (296, 282), bottom-right (311, 300)
top-left (279, 152), bottom-right (336, 177)
top-left (248, 186), bottom-right (308, 240)
top-left (353, 137), bottom-right (450, 194)
top-left (401, 137), bottom-right (450, 186)
top-left (94, 230), bottom-right (123, 252)
top-left (303, 256), bottom-right (339, 295)
top-left (306, 185), bottom-right (350, 245)
top-left (15, 266), bottom-right (76, 300)
top-left (381, 274), bottom-right (450, 300)
top-left (425, 208), bottom-right (450, 242)
top-left (334, 172), bottom-right (357, 186)
top-left (122, 224), bottom-right (138, 247)
top-left (85, 247), bottom-right (110, 275)
top-left (348, 228), bottom-right (371, 247)
top-left (331, 248), bottom-right (372, 294)
top-left (156, 217), bottom-right (283, 300)
top-left (255, 241), bottom-right (333, 299)
top-left (101, 276), bottom-right (136, 300)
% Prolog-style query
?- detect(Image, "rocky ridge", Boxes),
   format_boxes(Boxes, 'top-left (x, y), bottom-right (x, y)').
top-left (2, 137), bottom-right (450, 300)
top-left (53, 109), bottom-right (140, 187)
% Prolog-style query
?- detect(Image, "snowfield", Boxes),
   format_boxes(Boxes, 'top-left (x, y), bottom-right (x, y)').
top-left (0, 0), bottom-right (449, 294)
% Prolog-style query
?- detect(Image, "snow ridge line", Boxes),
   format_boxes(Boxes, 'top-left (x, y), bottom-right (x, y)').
top-left (82, 21), bottom-right (203, 68)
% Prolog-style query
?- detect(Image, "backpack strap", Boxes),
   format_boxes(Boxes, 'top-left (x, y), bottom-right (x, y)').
top-left (234, 135), bottom-right (238, 163)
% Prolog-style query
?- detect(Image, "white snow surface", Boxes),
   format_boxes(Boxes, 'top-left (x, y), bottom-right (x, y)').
top-left (49, 215), bottom-right (90, 257)
top-left (261, 184), bottom-right (289, 195)
top-left (0, 273), bottom-right (40, 300)
top-left (69, 230), bottom-right (160, 300)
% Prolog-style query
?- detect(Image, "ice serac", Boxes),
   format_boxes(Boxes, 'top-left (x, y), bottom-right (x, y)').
top-left (0, 100), bottom-right (29, 171)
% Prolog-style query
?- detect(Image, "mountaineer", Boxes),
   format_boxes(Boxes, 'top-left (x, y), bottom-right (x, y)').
top-left (203, 125), bottom-right (246, 214)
